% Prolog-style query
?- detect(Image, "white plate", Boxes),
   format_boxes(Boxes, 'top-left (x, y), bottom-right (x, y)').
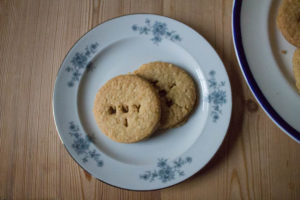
top-left (53, 14), bottom-right (232, 190)
top-left (232, 0), bottom-right (300, 143)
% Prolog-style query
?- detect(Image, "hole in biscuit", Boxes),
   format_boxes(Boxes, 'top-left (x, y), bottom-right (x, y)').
top-left (121, 105), bottom-right (129, 113)
top-left (159, 89), bottom-right (167, 97)
top-left (124, 118), bottom-right (128, 127)
top-left (108, 106), bottom-right (116, 114)
top-left (169, 83), bottom-right (176, 89)
top-left (150, 80), bottom-right (158, 86)
top-left (166, 98), bottom-right (173, 107)
top-left (133, 104), bottom-right (141, 112)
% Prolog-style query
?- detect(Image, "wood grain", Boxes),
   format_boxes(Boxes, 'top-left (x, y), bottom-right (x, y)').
top-left (0, 0), bottom-right (299, 199)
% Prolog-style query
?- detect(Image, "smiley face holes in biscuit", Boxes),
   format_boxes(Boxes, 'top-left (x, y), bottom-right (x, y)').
top-left (152, 80), bottom-right (177, 108)
top-left (118, 105), bottom-right (129, 127)
top-left (107, 104), bottom-right (143, 127)
top-left (166, 82), bottom-right (177, 107)
top-left (108, 104), bottom-right (142, 114)
top-left (120, 105), bottom-right (128, 113)
top-left (132, 104), bottom-right (141, 112)
top-left (108, 106), bottom-right (116, 114)
top-left (123, 118), bottom-right (128, 127)
top-left (150, 79), bottom-right (158, 86)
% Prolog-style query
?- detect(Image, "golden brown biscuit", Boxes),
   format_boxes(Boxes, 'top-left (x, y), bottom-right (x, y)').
top-left (277, 0), bottom-right (300, 47)
top-left (293, 48), bottom-right (300, 93)
top-left (93, 75), bottom-right (161, 143)
top-left (134, 62), bottom-right (197, 129)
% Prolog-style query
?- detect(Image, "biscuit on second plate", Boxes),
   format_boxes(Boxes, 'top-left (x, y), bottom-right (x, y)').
top-left (277, 0), bottom-right (300, 47)
top-left (293, 48), bottom-right (300, 93)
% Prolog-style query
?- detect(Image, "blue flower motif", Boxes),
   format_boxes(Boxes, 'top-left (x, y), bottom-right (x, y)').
top-left (179, 171), bottom-right (185, 176)
top-left (68, 81), bottom-right (74, 87)
top-left (207, 70), bottom-right (227, 122)
top-left (85, 49), bottom-right (91, 57)
top-left (139, 27), bottom-right (150, 34)
top-left (157, 158), bottom-right (167, 168)
top-left (151, 36), bottom-right (162, 44)
top-left (72, 71), bottom-right (81, 81)
top-left (132, 24), bottom-right (138, 31)
top-left (212, 114), bottom-right (219, 121)
top-left (71, 52), bottom-right (87, 69)
top-left (209, 90), bottom-right (226, 105)
top-left (89, 149), bottom-right (100, 159)
top-left (72, 138), bottom-right (90, 155)
top-left (97, 160), bottom-right (103, 167)
top-left (65, 66), bottom-right (72, 72)
top-left (82, 157), bottom-right (88, 163)
top-left (90, 43), bottom-right (99, 52)
top-left (174, 157), bottom-right (184, 168)
top-left (158, 165), bottom-right (175, 183)
top-left (152, 21), bottom-right (167, 36)
top-left (173, 35), bottom-right (181, 41)
top-left (140, 157), bottom-right (192, 183)
top-left (66, 42), bottom-right (99, 87)
top-left (70, 122), bottom-right (79, 132)
top-left (73, 133), bottom-right (79, 138)
top-left (186, 157), bottom-right (192, 163)
top-left (209, 70), bottom-right (216, 76)
top-left (68, 122), bottom-right (103, 167)
top-left (208, 79), bottom-right (217, 88)
top-left (140, 172), bottom-right (151, 181)
top-left (132, 19), bottom-right (182, 45)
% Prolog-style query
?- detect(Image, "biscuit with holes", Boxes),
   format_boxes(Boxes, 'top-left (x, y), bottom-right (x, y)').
top-left (277, 0), bottom-right (300, 47)
top-left (293, 48), bottom-right (300, 93)
top-left (134, 62), bottom-right (197, 129)
top-left (93, 75), bottom-right (161, 143)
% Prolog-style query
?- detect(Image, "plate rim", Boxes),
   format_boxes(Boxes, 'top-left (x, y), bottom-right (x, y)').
top-left (53, 13), bottom-right (233, 191)
top-left (232, 0), bottom-right (300, 143)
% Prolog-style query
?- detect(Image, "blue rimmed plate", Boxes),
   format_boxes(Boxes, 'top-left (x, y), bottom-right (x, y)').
top-left (53, 14), bottom-right (232, 190)
top-left (232, 0), bottom-right (300, 143)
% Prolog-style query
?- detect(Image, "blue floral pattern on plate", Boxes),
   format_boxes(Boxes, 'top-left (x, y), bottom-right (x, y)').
top-left (68, 122), bottom-right (103, 167)
top-left (132, 19), bottom-right (182, 45)
top-left (140, 157), bottom-right (192, 183)
top-left (65, 42), bottom-right (99, 87)
top-left (208, 70), bottom-right (227, 122)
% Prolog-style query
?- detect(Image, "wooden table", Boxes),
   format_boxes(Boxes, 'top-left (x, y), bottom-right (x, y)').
top-left (0, 0), bottom-right (299, 199)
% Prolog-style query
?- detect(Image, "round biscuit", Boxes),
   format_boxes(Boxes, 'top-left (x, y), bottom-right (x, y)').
top-left (134, 62), bottom-right (197, 129)
top-left (93, 75), bottom-right (161, 143)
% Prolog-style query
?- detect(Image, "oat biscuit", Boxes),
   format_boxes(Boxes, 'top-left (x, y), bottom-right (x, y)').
top-left (277, 0), bottom-right (300, 47)
top-left (93, 75), bottom-right (161, 143)
top-left (134, 62), bottom-right (197, 129)
top-left (293, 48), bottom-right (300, 93)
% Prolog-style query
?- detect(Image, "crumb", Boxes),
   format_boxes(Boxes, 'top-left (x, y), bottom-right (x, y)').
top-left (281, 50), bottom-right (287, 54)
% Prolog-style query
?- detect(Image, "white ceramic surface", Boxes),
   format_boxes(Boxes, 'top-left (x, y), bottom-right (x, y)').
top-left (53, 14), bottom-right (232, 190)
